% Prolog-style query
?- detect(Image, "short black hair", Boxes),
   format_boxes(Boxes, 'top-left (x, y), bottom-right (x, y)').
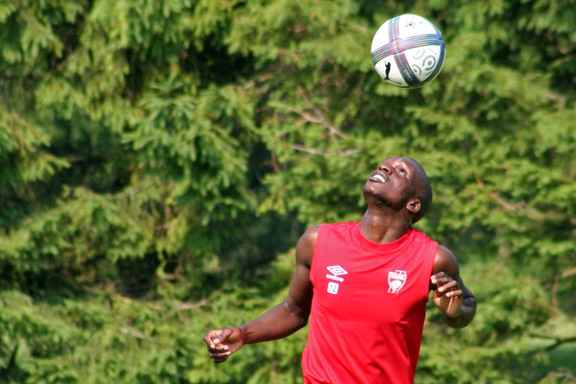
top-left (406, 157), bottom-right (433, 223)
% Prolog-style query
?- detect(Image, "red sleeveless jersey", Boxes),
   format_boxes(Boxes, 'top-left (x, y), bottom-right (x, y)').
top-left (302, 222), bottom-right (437, 384)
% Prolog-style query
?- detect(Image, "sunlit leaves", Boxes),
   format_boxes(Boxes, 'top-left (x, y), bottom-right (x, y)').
top-left (1, 0), bottom-right (576, 382)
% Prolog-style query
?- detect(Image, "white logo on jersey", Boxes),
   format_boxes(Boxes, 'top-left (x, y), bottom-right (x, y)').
top-left (326, 266), bottom-right (347, 294)
top-left (327, 265), bottom-right (348, 276)
top-left (388, 270), bottom-right (407, 294)
top-left (327, 282), bottom-right (340, 295)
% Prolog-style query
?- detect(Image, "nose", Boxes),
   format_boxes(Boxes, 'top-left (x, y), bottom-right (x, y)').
top-left (377, 163), bottom-right (391, 174)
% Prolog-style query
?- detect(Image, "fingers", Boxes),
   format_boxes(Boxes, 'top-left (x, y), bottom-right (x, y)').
top-left (431, 272), bottom-right (462, 298)
top-left (209, 346), bottom-right (231, 363)
top-left (202, 330), bottom-right (218, 349)
top-left (203, 328), bottom-right (233, 363)
top-left (438, 281), bottom-right (463, 298)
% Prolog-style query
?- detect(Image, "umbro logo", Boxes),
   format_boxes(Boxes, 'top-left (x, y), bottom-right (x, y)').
top-left (325, 266), bottom-right (347, 294)
top-left (327, 265), bottom-right (348, 276)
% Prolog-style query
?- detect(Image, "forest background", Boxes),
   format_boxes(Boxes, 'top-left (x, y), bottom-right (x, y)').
top-left (1, 0), bottom-right (575, 383)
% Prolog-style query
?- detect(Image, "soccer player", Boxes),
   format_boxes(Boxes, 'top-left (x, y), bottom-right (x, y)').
top-left (203, 156), bottom-right (477, 383)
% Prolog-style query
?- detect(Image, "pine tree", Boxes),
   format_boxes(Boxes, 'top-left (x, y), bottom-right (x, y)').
top-left (0, 0), bottom-right (575, 382)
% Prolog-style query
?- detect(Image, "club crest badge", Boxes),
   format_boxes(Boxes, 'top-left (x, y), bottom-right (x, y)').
top-left (388, 270), bottom-right (407, 294)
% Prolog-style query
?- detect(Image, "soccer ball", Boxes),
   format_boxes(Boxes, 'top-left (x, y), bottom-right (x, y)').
top-left (371, 14), bottom-right (446, 89)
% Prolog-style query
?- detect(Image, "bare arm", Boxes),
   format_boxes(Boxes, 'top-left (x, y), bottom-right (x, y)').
top-left (239, 226), bottom-right (316, 344)
top-left (431, 245), bottom-right (476, 328)
top-left (203, 226), bottom-right (318, 362)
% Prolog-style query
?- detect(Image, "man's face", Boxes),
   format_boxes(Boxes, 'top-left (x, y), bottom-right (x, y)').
top-left (363, 157), bottom-right (422, 212)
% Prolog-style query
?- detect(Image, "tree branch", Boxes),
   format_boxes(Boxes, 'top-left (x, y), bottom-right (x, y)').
top-left (529, 333), bottom-right (576, 351)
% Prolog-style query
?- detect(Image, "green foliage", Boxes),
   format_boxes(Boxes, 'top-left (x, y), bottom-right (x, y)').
top-left (0, 0), bottom-right (575, 382)
top-left (0, 251), bottom-right (301, 383)
top-left (419, 259), bottom-right (555, 383)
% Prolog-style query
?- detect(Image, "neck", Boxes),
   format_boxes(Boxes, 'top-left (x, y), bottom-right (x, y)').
top-left (358, 209), bottom-right (411, 244)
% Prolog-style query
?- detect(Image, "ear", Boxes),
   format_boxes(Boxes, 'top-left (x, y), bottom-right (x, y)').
top-left (406, 198), bottom-right (421, 214)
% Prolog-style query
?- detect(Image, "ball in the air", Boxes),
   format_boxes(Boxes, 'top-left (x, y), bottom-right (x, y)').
top-left (371, 14), bottom-right (446, 89)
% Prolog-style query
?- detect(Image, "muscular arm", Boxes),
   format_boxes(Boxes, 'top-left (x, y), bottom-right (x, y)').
top-left (431, 245), bottom-right (476, 328)
top-left (203, 226), bottom-right (318, 362)
top-left (240, 226), bottom-right (316, 343)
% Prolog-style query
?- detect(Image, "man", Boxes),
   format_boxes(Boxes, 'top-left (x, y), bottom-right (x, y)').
top-left (204, 156), bottom-right (477, 383)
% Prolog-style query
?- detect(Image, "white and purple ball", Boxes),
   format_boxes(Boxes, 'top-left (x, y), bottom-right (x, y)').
top-left (371, 14), bottom-right (446, 89)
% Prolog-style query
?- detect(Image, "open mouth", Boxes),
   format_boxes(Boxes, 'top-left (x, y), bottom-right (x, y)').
top-left (369, 171), bottom-right (387, 183)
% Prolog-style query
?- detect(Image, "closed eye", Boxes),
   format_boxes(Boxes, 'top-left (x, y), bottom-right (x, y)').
top-left (397, 168), bottom-right (411, 178)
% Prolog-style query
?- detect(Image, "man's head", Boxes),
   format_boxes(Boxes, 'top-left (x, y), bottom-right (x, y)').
top-left (363, 156), bottom-right (433, 224)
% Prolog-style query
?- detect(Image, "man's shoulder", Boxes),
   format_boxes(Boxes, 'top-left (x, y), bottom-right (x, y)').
top-left (295, 225), bottom-right (322, 267)
top-left (409, 227), bottom-right (438, 244)
top-left (297, 222), bottom-right (359, 265)
top-left (432, 244), bottom-right (460, 277)
top-left (321, 221), bottom-right (360, 232)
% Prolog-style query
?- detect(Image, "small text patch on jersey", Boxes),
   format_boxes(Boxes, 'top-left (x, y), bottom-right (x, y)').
top-left (327, 282), bottom-right (340, 295)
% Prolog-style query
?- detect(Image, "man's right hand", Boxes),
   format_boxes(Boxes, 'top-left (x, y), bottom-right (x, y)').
top-left (203, 327), bottom-right (244, 363)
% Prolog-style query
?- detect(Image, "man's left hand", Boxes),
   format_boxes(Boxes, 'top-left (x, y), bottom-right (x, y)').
top-left (431, 272), bottom-right (463, 318)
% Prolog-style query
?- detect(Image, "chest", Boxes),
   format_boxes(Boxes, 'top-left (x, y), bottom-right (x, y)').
top-left (311, 255), bottom-right (430, 324)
